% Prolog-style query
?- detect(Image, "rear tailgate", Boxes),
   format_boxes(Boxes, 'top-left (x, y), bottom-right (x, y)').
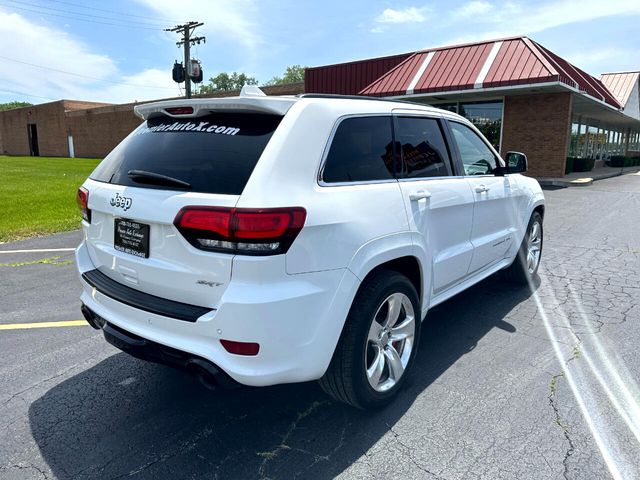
top-left (81, 110), bottom-right (284, 309)
top-left (83, 180), bottom-right (236, 308)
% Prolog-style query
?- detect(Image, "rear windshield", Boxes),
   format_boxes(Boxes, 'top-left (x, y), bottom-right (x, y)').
top-left (90, 112), bottom-right (282, 195)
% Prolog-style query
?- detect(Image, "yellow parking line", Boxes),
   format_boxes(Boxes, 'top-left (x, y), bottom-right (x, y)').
top-left (0, 320), bottom-right (88, 330)
top-left (0, 248), bottom-right (76, 254)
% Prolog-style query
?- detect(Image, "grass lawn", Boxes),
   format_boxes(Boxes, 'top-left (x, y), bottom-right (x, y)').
top-left (0, 156), bottom-right (101, 243)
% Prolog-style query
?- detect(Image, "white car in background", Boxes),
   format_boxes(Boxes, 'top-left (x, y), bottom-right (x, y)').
top-left (76, 87), bottom-right (545, 409)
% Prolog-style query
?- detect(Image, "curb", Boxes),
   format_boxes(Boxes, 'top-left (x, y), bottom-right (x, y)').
top-left (538, 167), bottom-right (640, 188)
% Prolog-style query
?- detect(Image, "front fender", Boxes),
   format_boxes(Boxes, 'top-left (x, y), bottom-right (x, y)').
top-left (528, 194), bottom-right (545, 219)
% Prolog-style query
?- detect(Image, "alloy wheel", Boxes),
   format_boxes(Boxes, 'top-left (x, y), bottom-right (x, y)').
top-left (527, 220), bottom-right (542, 274)
top-left (365, 292), bottom-right (416, 392)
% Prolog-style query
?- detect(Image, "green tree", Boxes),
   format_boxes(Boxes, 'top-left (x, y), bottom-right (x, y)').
top-left (0, 101), bottom-right (32, 111)
top-left (264, 65), bottom-right (306, 86)
top-left (198, 72), bottom-right (259, 94)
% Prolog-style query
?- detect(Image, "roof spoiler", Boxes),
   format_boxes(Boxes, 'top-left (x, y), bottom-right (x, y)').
top-left (134, 88), bottom-right (294, 120)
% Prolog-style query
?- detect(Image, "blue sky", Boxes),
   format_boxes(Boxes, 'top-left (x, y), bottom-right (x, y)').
top-left (0, 0), bottom-right (639, 105)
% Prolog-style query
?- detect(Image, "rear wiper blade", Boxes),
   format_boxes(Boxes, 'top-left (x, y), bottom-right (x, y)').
top-left (127, 170), bottom-right (192, 189)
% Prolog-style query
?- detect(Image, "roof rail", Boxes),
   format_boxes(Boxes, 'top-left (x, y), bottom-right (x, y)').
top-left (297, 93), bottom-right (430, 107)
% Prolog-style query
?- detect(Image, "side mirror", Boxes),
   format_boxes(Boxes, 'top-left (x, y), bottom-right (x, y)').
top-left (505, 151), bottom-right (527, 174)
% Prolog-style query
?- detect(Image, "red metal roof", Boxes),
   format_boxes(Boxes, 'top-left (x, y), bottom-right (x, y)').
top-left (531, 40), bottom-right (620, 107)
top-left (304, 52), bottom-right (411, 95)
top-left (358, 36), bottom-right (621, 109)
top-left (600, 71), bottom-right (640, 107)
top-left (483, 38), bottom-right (555, 88)
top-left (416, 43), bottom-right (493, 93)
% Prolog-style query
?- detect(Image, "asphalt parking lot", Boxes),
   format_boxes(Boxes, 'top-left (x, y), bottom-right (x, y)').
top-left (1, 173), bottom-right (640, 480)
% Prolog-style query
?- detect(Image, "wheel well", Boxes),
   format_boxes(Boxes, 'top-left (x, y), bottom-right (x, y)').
top-left (533, 204), bottom-right (545, 219)
top-left (363, 256), bottom-right (422, 302)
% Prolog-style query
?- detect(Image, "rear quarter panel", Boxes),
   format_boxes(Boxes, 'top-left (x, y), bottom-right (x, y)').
top-left (238, 101), bottom-right (412, 275)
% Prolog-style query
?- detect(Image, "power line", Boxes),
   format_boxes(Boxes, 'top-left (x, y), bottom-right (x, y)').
top-left (0, 2), bottom-right (162, 29)
top-left (4, 0), bottom-right (167, 27)
top-left (2, 0), bottom-right (167, 27)
top-left (0, 54), bottom-right (177, 90)
top-left (0, 88), bottom-right (55, 100)
top-left (43, 0), bottom-right (181, 23)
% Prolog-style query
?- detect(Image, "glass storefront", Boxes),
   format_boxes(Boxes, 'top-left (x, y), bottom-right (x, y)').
top-left (569, 117), bottom-right (639, 159)
top-left (432, 101), bottom-right (503, 150)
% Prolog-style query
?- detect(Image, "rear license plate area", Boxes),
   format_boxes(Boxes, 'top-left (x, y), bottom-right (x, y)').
top-left (114, 218), bottom-right (150, 258)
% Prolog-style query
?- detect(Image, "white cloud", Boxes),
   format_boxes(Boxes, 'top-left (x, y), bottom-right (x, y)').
top-left (453, 1), bottom-right (493, 18)
top-left (371, 6), bottom-right (429, 33)
top-left (0, 0), bottom-right (265, 104)
top-left (0, 8), bottom-right (180, 104)
top-left (375, 7), bottom-right (428, 24)
top-left (93, 69), bottom-right (181, 104)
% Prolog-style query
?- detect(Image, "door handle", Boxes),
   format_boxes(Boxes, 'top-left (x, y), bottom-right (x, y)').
top-left (474, 185), bottom-right (490, 193)
top-left (409, 190), bottom-right (432, 201)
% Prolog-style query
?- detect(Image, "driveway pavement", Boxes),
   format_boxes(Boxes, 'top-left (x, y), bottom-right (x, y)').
top-left (1, 173), bottom-right (639, 479)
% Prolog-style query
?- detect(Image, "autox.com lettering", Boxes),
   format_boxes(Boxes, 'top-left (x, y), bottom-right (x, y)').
top-left (140, 122), bottom-right (240, 135)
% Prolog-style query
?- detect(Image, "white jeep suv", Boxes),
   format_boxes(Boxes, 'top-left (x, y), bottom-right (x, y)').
top-left (76, 88), bottom-right (545, 409)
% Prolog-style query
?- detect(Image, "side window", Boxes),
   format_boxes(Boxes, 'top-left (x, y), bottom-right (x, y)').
top-left (449, 121), bottom-right (498, 175)
top-left (396, 116), bottom-right (451, 178)
top-left (322, 116), bottom-right (395, 183)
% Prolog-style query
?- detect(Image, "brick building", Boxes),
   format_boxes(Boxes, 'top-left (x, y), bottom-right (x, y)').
top-left (0, 100), bottom-right (110, 157)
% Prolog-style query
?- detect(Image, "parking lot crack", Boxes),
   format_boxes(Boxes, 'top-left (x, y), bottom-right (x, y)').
top-left (548, 343), bottom-right (581, 479)
top-left (385, 423), bottom-right (448, 479)
top-left (0, 463), bottom-right (49, 479)
top-left (257, 400), bottom-right (330, 479)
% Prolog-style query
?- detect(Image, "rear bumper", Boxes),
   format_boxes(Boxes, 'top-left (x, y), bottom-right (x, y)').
top-left (76, 239), bottom-right (360, 387)
top-left (82, 307), bottom-right (237, 389)
top-left (82, 269), bottom-right (211, 322)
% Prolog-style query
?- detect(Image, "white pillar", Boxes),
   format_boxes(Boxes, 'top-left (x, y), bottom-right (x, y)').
top-left (67, 135), bottom-right (75, 158)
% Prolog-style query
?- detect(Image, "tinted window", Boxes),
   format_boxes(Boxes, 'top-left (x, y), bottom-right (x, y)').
top-left (396, 117), bottom-right (450, 178)
top-left (90, 112), bottom-right (282, 195)
top-left (322, 116), bottom-right (395, 183)
top-left (449, 121), bottom-right (498, 175)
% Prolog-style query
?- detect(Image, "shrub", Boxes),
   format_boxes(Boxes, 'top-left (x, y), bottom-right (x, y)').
top-left (609, 155), bottom-right (625, 167)
top-left (565, 157), bottom-right (574, 174)
top-left (572, 157), bottom-right (595, 172)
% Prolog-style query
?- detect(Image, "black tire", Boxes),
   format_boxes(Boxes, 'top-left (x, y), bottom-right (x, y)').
top-left (503, 211), bottom-right (543, 284)
top-left (319, 270), bottom-right (421, 409)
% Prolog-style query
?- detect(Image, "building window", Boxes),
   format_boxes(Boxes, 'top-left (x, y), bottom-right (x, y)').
top-left (435, 103), bottom-right (458, 114)
top-left (569, 122), bottom-right (580, 157)
top-left (433, 101), bottom-right (503, 151)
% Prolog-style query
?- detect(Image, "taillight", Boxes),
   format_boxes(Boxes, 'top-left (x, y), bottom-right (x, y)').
top-left (220, 339), bottom-right (260, 356)
top-left (76, 187), bottom-right (91, 223)
top-left (174, 207), bottom-right (306, 256)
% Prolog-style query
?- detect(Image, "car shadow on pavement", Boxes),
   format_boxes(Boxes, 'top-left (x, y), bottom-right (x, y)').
top-left (29, 274), bottom-right (538, 480)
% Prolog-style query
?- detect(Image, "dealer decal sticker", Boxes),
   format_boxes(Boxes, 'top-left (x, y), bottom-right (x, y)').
top-left (135, 122), bottom-right (240, 136)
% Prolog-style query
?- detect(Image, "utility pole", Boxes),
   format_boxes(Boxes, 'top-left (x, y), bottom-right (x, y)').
top-left (165, 21), bottom-right (205, 99)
